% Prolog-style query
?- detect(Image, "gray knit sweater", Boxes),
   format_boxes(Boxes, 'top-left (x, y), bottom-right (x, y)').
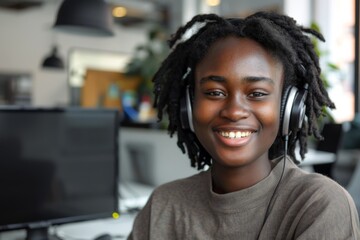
top-left (128, 157), bottom-right (360, 239)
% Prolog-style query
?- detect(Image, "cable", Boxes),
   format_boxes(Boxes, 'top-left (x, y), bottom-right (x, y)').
top-left (257, 135), bottom-right (288, 239)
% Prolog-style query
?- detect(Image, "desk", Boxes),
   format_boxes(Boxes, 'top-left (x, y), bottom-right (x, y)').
top-left (296, 148), bottom-right (336, 173)
top-left (298, 148), bottom-right (336, 166)
top-left (57, 213), bottom-right (136, 239)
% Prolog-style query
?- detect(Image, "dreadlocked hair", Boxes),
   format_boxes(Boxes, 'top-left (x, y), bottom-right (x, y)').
top-left (153, 11), bottom-right (335, 170)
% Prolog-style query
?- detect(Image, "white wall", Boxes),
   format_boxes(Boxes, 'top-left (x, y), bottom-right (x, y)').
top-left (0, 1), bottom-right (147, 107)
top-left (283, 0), bottom-right (311, 26)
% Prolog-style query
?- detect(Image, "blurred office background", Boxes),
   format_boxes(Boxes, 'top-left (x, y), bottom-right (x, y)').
top-left (0, 0), bottom-right (359, 216)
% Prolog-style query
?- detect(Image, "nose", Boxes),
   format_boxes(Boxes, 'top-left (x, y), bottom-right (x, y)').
top-left (219, 94), bottom-right (250, 121)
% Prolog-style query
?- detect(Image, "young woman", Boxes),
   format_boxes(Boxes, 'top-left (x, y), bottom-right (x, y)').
top-left (128, 11), bottom-right (360, 239)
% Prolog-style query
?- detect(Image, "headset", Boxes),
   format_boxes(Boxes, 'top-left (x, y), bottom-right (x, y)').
top-left (180, 83), bottom-right (308, 137)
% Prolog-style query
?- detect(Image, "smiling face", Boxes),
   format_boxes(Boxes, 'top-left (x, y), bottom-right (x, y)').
top-left (193, 36), bottom-right (284, 171)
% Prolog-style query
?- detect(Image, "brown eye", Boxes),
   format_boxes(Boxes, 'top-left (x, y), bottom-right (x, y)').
top-left (205, 90), bottom-right (226, 97)
top-left (248, 91), bottom-right (268, 99)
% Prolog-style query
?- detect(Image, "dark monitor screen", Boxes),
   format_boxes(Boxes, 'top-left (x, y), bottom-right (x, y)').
top-left (0, 107), bottom-right (119, 237)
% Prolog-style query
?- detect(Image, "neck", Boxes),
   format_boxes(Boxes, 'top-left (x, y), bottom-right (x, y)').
top-left (211, 158), bottom-right (273, 194)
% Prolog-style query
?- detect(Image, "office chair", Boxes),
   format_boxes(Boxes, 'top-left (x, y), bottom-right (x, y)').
top-left (313, 123), bottom-right (344, 179)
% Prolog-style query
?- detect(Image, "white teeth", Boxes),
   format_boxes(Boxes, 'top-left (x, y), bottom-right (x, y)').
top-left (219, 131), bottom-right (252, 139)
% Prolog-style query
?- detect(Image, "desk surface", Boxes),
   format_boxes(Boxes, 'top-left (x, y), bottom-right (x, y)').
top-left (297, 148), bottom-right (336, 166)
top-left (58, 213), bottom-right (136, 239)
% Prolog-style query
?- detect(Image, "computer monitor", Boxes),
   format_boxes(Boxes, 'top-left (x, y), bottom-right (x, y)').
top-left (0, 107), bottom-right (120, 240)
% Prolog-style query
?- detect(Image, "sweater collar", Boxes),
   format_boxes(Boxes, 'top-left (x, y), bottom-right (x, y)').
top-left (207, 156), bottom-right (286, 213)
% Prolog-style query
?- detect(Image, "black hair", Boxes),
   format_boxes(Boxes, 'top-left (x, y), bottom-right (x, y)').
top-left (153, 11), bottom-right (335, 170)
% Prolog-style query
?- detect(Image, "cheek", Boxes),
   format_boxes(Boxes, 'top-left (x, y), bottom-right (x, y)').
top-left (192, 96), bottom-right (223, 136)
top-left (193, 101), bottom-right (214, 126)
top-left (256, 101), bottom-right (281, 135)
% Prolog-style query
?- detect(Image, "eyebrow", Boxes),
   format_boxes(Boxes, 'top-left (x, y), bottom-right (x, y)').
top-left (199, 75), bottom-right (225, 84)
top-left (199, 75), bottom-right (275, 85)
top-left (242, 76), bottom-right (275, 85)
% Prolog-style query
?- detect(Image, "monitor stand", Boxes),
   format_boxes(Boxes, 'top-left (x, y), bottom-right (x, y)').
top-left (26, 227), bottom-right (63, 240)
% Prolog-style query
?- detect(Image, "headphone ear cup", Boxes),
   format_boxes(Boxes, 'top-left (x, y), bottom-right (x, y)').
top-left (290, 86), bottom-right (308, 132)
top-left (280, 87), bottom-right (291, 136)
top-left (280, 85), bottom-right (308, 137)
top-left (180, 86), bottom-right (194, 132)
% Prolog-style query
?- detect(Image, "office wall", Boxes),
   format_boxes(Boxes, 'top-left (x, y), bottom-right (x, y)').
top-left (0, 1), bottom-right (147, 107)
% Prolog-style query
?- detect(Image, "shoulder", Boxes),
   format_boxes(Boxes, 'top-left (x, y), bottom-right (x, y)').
top-left (290, 165), bottom-right (347, 196)
top-left (285, 159), bottom-right (345, 194)
top-left (282, 160), bottom-right (359, 219)
top-left (283, 164), bottom-right (360, 237)
top-left (286, 164), bottom-right (353, 207)
top-left (150, 170), bottom-right (209, 202)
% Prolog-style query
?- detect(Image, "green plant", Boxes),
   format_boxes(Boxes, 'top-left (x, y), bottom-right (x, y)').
top-left (125, 26), bottom-right (169, 98)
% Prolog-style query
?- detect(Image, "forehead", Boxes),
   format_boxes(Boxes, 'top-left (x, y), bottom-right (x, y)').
top-left (195, 36), bottom-right (284, 84)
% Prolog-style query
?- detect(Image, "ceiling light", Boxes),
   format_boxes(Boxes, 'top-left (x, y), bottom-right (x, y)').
top-left (53, 0), bottom-right (114, 37)
top-left (113, 6), bottom-right (127, 18)
top-left (206, 0), bottom-right (221, 7)
top-left (41, 46), bottom-right (64, 69)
